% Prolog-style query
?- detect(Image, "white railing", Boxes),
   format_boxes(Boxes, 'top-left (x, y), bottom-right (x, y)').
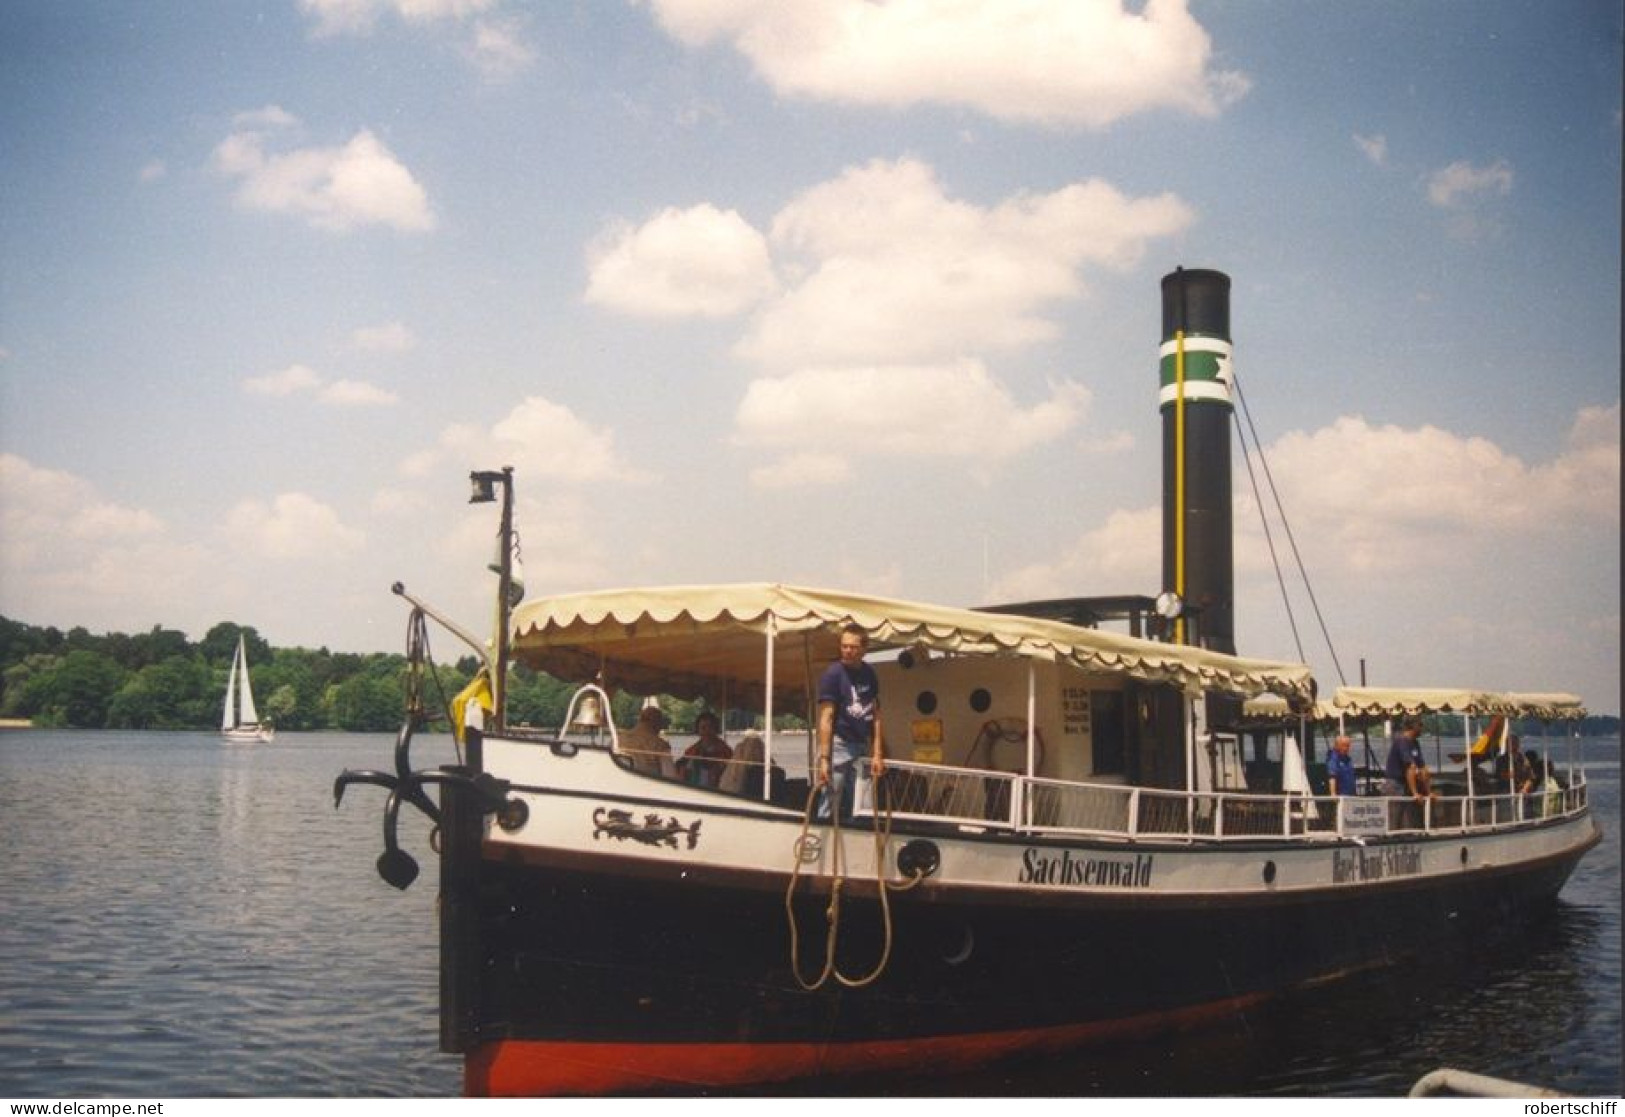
top-left (860, 759), bottom-right (1590, 844)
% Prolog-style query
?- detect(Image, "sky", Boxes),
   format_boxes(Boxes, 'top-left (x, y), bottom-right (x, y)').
top-left (0, 0), bottom-right (1619, 713)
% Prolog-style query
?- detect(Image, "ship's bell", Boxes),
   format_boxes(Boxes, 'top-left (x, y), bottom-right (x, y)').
top-left (572, 692), bottom-right (604, 728)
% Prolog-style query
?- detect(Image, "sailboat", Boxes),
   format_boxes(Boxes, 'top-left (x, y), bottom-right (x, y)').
top-left (221, 634), bottom-right (274, 742)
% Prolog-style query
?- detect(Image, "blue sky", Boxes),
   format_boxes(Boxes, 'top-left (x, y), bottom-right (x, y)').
top-left (1, 0), bottom-right (1619, 712)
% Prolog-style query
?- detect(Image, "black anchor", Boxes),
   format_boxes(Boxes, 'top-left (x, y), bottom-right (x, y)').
top-left (335, 714), bottom-right (511, 890)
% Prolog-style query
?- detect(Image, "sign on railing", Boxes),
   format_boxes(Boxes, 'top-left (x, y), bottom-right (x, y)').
top-left (1341, 799), bottom-right (1388, 836)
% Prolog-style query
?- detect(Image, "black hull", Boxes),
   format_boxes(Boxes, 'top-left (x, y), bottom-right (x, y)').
top-left (445, 810), bottom-right (1599, 1094)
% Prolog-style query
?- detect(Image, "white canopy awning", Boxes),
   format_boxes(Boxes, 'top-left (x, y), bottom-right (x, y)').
top-left (1332, 687), bottom-right (1587, 720)
top-left (1241, 695), bottom-right (1341, 722)
top-left (1506, 692), bottom-right (1588, 720)
top-left (510, 583), bottom-right (1315, 705)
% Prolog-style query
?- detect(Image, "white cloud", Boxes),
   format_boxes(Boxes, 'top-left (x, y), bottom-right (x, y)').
top-left (993, 506), bottom-right (1161, 602)
top-left (464, 16), bottom-right (535, 79)
top-left (585, 204), bottom-right (777, 318)
top-left (0, 456), bottom-right (164, 549)
top-left (403, 396), bottom-right (651, 486)
top-left (1353, 132), bottom-right (1387, 166)
top-left (231, 104), bottom-right (300, 131)
top-left (1083, 430), bottom-right (1136, 456)
top-left (1426, 159), bottom-right (1514, 208)
top-left (1257, 411), bottom-right (1617, 572)
top-left (735, 360), bottom-right (1090, 484)
top-left (242, 363), bottom-right (395, 406)
top-left (644, 0), bottom-right (1249, 128)
top-left (585, 158), bottom-right (1186, 488)
top-left (321, 379), bottom-right (400, 407)
top-left (211, 111), bottom-right (435, 233)
top-left (739, 159), bottom-right (1193, 367)
top-left (992, 406), bottom-right (1621, 608)
top-left (350, 321), bottom-right (417, 352)
top-left (243, 363), bottom-right (323, 397)
top-left (300, 0), bottom-right (531, 79)
top-left (372, 487), bottom-right (428, 517)
top-left (300, 0), bottom-right (498, 36)
top-left (439, 492), bottom-right (610, 602)
top-left (0, 454), bottom-right (208, 631)
top-left (748, 452), bottom-right (852, 489)
top-left (224, 492), bottom-right (365, 560)
top-left (139, 159), bottom-right (167, 183)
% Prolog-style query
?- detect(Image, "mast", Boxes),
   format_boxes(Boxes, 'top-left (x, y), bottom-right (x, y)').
top-left (469, 467), bottom-right (516, 731)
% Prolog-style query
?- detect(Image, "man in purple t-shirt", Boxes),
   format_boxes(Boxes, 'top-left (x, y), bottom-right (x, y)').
top-left (816, 624), bottom-right (885, 819)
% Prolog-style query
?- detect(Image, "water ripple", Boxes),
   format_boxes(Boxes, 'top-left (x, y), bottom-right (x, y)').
top-left (1, 731), bottom-right (1617, 1097)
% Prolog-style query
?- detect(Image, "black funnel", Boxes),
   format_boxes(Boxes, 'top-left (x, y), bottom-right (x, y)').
top-left (1159, 267), bottom-right (1234, 655)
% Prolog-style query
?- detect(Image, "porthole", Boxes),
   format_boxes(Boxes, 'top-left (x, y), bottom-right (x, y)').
top-left (916, 690), bottom-right (938, 715)
top-left (1460, 846), bottom-right (1470, 865)
top-left (1262, 860), bottom-right (1277, 885)
top-left (497, 799), bottom-right (530, 832)
top-left (969, 688), bottom-right (992, 713)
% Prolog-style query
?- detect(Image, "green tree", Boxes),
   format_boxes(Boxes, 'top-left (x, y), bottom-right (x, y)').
top-left (504, 665), bottom-right (560, 728)
top-left (257, 650), bottom-right (326, 730)
top-left (107, 655), bottom-right (214, 729)
top-left (329, 671), bottom-right (406, 731)
top-left (199, 622), bottom-right (271, 666)
top-left (36, 650), bottom-right (128, 727)
top-left (264, 684), bottom-right (300, 727)
top-left (3, 653), bottom-right (61, 720)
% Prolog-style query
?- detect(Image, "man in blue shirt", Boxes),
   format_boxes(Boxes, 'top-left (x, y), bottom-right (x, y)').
top-left (816, 624), bottom-right (885, 819)
top-left (1384, 720), bottom-right (1431, 796)
top-left (1384, 718), bottom-right (1436, 826)
top-left (1326, 734), bottom-right (1358, 797)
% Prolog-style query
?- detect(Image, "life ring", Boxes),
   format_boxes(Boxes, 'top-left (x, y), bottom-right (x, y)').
top-left (965, 719), bottom-right (1046, 773)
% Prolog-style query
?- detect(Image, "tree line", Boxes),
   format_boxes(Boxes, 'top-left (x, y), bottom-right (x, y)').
top-left (0, 615), bottom-right (667, 733)
top-left (1, 615), bottom-right (1613, 736)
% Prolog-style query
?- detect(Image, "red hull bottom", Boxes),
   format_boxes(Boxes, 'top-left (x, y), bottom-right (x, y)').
top-left (464, 992), bottom-right (1270, 1096)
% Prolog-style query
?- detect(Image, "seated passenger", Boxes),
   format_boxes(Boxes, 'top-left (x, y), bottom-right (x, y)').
top-left (619, 705), bottom-right (677, 778)
top-left (1525, 748), bottom-right (1562, 787)
top-left (678, 711), bottom-right (733, 789)
top-left (719, 734), bottom-right (784, 798)
top-left (718, 734), bottom-right (761, 795)
top-left (1493, 735), bottom-right (1535, 794)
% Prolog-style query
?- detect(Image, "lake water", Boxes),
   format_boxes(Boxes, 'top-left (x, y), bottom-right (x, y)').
top-left (0, 730), bottom-right (1618, 1098)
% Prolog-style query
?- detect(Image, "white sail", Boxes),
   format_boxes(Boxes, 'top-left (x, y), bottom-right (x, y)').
top-left (222, 639), bottom-right (240, 730)
top-left (221, 635), bottom-right (268, 739)
top-left (237, 636), bottom-right (261, 725)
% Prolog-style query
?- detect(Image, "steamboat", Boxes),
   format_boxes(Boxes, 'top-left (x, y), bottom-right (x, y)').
top-left (337, 268), bottom-right (1600, 1096)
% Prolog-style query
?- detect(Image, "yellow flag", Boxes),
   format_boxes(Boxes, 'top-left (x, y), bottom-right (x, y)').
top-left (452, 671), bottom-right (493, 745)
top-left (1469, 714), bottom-right (1506, 758)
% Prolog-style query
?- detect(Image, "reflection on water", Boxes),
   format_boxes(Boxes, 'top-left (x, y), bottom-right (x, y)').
top-left (0, 732), bottom-right (1617, 1097)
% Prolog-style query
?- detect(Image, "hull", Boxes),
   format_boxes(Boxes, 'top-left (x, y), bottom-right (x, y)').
top-left (440, 742), bottom-right (1601, 1096)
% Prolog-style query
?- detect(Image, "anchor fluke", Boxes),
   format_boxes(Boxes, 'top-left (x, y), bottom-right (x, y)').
top-left (376, 847), bottom-right (420, 890)
top-left (333, 769), bottom-right (397, 809)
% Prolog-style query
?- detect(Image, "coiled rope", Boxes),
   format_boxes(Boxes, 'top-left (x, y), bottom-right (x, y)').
top-left (784, 770), bottom-right (925, 991)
